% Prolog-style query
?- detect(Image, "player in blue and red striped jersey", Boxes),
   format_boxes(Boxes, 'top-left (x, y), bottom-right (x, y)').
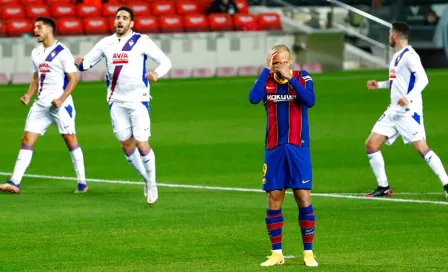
top-left (249, 45), bottom-right (318, 267)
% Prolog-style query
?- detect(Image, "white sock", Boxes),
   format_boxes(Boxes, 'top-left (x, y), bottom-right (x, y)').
top-left (70, 146), bottom-right (86, 185)
top-left (423, 150), bottom-right (448, 186)
top-left (367, 151), bottom-right (388, 187)
top-left (273, 249), bottom-right (282, 254)
top-left (125, 148), bottom-right (148, 181)
top-left (11, 148), bottom-right (33, 185)
top-left (140, 149), bottom-right (156, 182)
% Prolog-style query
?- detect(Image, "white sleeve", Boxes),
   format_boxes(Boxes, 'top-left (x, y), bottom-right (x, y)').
top-left (80, 39), bottom-right (105, 71)
top-left (377, 81), bottom-right (390, 89)
top-left (61, 51), bottom-right (77, 74)
top-left (141, 36), bottom-right (172, 78)
top-left (31, 51), bottom-right (38, 73)
top-left (404, 53), bottom-right (428, 100)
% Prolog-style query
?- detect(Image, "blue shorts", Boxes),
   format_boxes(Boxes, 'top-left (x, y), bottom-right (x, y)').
top-left (262, 144), bottom-right (312, 191)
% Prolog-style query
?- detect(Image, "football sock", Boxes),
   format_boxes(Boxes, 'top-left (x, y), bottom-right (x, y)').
top-left (140, 148), bottom-right (155, 182)
top-left (367, 150), bottom-right (389, 187)
top-left (422, 149), bottom-right (448, 186)
top-left (69, 144), bottom-right (86, 185)
top-left (10, 144), bottom-right (33, 185)
top-left (125, 147), bottom-right (148, 181)
top-left (266, 209), bottom-right (283, 253)
top-left (299, 205), bottom-right (315, 251)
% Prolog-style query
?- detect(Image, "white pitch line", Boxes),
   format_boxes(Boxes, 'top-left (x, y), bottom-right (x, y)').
top-left (0, 172), bottom-right (446, 206)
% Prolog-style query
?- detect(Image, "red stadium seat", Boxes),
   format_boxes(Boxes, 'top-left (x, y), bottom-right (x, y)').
top-left (46, 0), bottom-right (73, 4)
top-left (127, 2), bottom-right (150, 16)
top-left (83, 17), bottom-right (108, 35)
top-left (159, 15), bottom-right (184, 33)
top-left (233, 13), bottom-right (259, 31)
top-left (0, 73), bottom-right (9, 85)
top-left (102, 4), bottom-right (122, 17)
top-left (151, 2), bottom-right (175, 16)
top-left (258, 13), bottom-right (282, 30)
top-left (176, 1), bottom-right (199, 15)
top-left (0, 20), bottom-right (6, 37)
top-left (57, 17), bottom-right (83, 35)
top-left (208, 13), bottom-right (232, 31)
top-left (51, 3), bottom-right (76, 18)
top-left (216, 66), bottom-right (236, 77)
top-left (0, 0), bottom-right (19, 4)
top-left (198, 0), bottom-right (213, 13)
top-left (169, 68), bottom-right (190, 79)
top-left (76, 4), bottom-right (101, 18)
top-left (184, 14), bottom-right (208, 32)
top-left (191, 67), bottom-right (213, 78)
top-left (234, 0), bottom-right (249, 13)
top-left (1, 5), bottom-right (25, 20)
top-left (134, 16), bottom-right (159, 33)
top-left (237, 66), bottom-right (258, 76)
top-left (11, 72), bottom-right (32, 84)
top-left (25, 5), bottom-right (50, 19)
top-left (5, 19), bottom-right (32, 37)
top-left (20, 0), bottom-right (43, 4)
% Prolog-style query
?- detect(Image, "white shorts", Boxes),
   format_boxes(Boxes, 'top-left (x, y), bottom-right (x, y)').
top-left (372, 110), bottom-right (426, 145)
top-left (109, 100), bottom-right (150, 142)
top-left (24, 96), bottom-right (76, 135)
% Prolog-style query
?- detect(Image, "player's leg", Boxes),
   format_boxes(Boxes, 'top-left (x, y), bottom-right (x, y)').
top-left (261, 147), bottom-right (287, 267)
top-left (365, 112), bottom-right (398, 197)
top-left (130, 101), bottom-right (157, 204)
top-left (1, 104), bottom-right (50, 193)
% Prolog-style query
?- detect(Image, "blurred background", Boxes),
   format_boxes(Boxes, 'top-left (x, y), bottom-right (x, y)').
top-left (0, 0), bottom-right (447, 84)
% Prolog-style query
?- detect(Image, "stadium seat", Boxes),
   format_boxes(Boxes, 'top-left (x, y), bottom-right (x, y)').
top-left (102, 4), bottom-right (122, 17)
top-left (51, 3), bottom-right (76, 18)
top-left (191, 67), bottom-right (213, 78)
top-left (127, 2), bottom-right (150, 16)
top-left (237, 66), bottom-right (258, 76)
top-left (25, 5), bottom-right (50, 19)
top-left (46, 0), bottom-right (73, 4)
top-left (159, 15), bottom-right (184, 33)
top-left (0, 20), bottom-right (6, 37)
top-left (151, 2), bottom-right (175, 16)
top-left (198, 0), bottom-right (213, 13)
top-left (184, 14), bottom-right (209, 32)
top-left (258, 13), bottom-right (282, 30)
top-left (11, 72), bottom-right (32, 84)
top-left (5, 19), bottom-right (32, 37)
top-left (208, 13), bottom-right (233, 31)
top-left (232, 13), bottom-right (259, 31)
top-left (302, 63), bottom-right (323, 73)
top-left (234, 0), bottom-right (249, 13)
top-left (169, 68), bottom-right (190, 79)
top-left (0, 0), bottom-right (19, 4)
top-left (83, 17), bottom-right (108, 35)
top-left (215, 66), bottom-right (236, 77)
top-left (1, 5), bottom-right (25, 20)
top-left (80, 71), bottom-right (105, 82)
top-left (20, 0), bottom-right (43, 4)
top-left (0, 73), bottom-right (9, 85)
top-left (57, 17), bottom-right (83, 35)
top-left (76, 4), bottom-right (101, 18)
top-left (134, 16), bottom-right (159, 33)
top-left (176, 1), bottom-right (199, 15)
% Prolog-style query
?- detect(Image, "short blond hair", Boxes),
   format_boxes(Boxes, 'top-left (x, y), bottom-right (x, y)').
top-left (272, 44), bottom-right (291, 54)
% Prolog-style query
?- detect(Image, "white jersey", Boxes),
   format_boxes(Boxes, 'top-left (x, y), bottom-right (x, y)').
top-left (79, 31), bottom-right (172, 103)
top-left (31, 41), bottom-right (77, 107)
top-left (378, 45), bottom-right (429, 115)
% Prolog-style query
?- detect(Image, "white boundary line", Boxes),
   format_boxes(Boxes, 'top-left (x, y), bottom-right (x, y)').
top-left (0, 172), bottom-right (446, 206)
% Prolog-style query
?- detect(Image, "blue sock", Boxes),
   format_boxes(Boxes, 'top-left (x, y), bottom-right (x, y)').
top-left (299, 205), bottom-right (315, 251)
top-left (265, 209), bottom-right (283, 250)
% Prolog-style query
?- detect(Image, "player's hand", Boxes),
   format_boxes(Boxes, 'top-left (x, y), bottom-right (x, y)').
top-left (51, 98), bottom-right (63, 108)
top-left (20, 94), bottom-right (31, 105)
top-left (367, 80), bottom-right (378, 90)
top-left (397, 97), bottom-right (409, 107)
top-left (277, 63), bottom-right (292, 80)
top-left (145, 72), bottom-right (158, 82)
top-left (265, 49), bottom-right (277, 70)
top-left (74, 56), bottom-right (84, 66)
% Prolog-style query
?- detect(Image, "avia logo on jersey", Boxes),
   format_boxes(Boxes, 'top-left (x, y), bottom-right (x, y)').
top-left (389, 68), bottom-right (396, 79)
top-left (39, 63), bottom-right (50, 73)
top-left (266, 94), bottom-right (297, 102)
top-left (112, 52), bottom-right (129, 65)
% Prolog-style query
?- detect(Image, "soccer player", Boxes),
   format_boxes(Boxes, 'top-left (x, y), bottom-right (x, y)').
top-left (0, 17), bottom-right (87, 194)
top-left (365, 21), bottom-right (448, 200)
top-left (249, 45), bottom-right (318, 267)
top-left (74, 6), bottom-right (171, 204)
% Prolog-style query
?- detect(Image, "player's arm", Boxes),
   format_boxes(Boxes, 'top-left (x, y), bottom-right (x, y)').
top-left (75, 40), bottom-right (104, 71)
top-left (404, 53), bottom-right (429, 100)
top-left (52, 52), bottom-right (78, 108)
top-left (141, 36), bottom-right (172, 81)
top-left (249, 68), bottom-right (270, 104)
top-left (288, 70), bottom-right (315, 108)
top-left (20, 72), bottom-right (38, 105)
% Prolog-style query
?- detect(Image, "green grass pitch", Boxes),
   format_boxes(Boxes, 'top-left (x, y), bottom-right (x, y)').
top-left (0, 69), bottom-right (447, 271)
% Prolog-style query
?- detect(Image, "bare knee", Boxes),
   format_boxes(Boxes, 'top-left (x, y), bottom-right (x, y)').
top-left (365, 133), bottom-right (385, 153)
top-left (412, 140), bottom-right (429, 155)
top-left (294, 190), bottom-right (311, 208)
top-left (121, 138), bottom-right (136, 154)
top-left (22, 132), bottom-right (40, 147)
top-left (267, 190), bottom-right (284, 210)
top-left (62, 134), bottom-right (79, 150)
top-left (135, 141), bottom-right (150, 154)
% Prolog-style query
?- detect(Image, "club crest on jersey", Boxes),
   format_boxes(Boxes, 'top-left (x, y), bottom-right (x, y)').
top-left (389, 68), bottom-right (396, 79)
top-left (39, 63), bottom-right (50, 73)
top-left (267, 94), bottom-right (297, 102)
top-left (112, 52), bottom-right (129, 65)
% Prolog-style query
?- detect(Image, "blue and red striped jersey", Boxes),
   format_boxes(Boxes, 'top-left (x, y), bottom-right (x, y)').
top-left (249, 68), bottom-right (315, 150)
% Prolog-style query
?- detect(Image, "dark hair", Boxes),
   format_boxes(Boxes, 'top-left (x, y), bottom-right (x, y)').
top-left (392, 21), bottom-right (410, 39)
top-left (116, 6), bottom-right (134, 21)
top-left (35, 16), bottom-right (56, 34)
